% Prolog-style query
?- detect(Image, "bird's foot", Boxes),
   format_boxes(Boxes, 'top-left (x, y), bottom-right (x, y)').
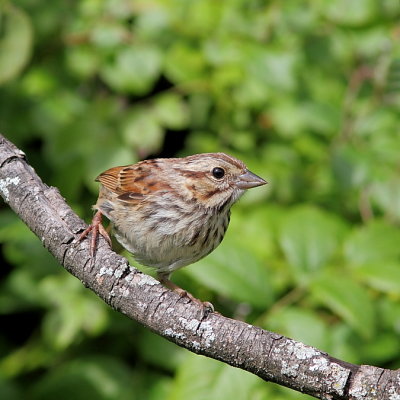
top-left (78, 210), bottom-right (111, 257)
top-left (158, 274), bottom-right (214, 313)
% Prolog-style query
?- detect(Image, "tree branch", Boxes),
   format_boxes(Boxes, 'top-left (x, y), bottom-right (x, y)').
top-left (0, 134), bottom-right (398, 399)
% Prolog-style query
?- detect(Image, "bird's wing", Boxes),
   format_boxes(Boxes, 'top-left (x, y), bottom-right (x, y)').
top-left (96, 162), bottom-right (170, 203)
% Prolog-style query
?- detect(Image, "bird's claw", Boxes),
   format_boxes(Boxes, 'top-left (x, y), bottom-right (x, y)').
top-left (158, 275), bottom-right (214, 313)
top-left (78, 210), bottom-right (111, 257)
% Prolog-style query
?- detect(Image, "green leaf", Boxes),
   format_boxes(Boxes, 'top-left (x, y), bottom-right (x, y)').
top-left (371, 178), bottom-right (400, 222)
top-left (299, 102), bottom-right (340, 136)
top-left (269, 99), bottom-right (306, 138)
top-left (137, 330), bottom-right (186, 372)
top-left (183, 241), bottom-right (273, 309)
top-left (355, 108), bottom-right (399, 140)
top-left (100, 45), bottom-right (162, 94)
top-left (279, 205), bottom-right (347, 284)
top-left (387, 58), bottom-right (400, 92)
top-left (379, 298), bottom-right (400, 332)
top-left (329, 323), bottom-right (362, 364)
top-left (153, 93), bottom-right (189, 130)
top-left (361, 333), bottom-right (400, 364)
top-left (355, 263), bottom-right (400, 294)
top-left (331, 146), bottom-right (372, 190)
top-left (0, 3), bottom-right (33, 84)
top-left (122, 108), bottom-right (164, 155)
top-left (344, 220), bottom-right (400, 265)
top-left (164, 43), bottom-right (206, 83)
top-left (167, 353), bottom-right (260, 400)
top-left (91, 22), bottom-right (128, 48)
top-left (66, 45), bottom-right (100, 78)
top-left (31, 356), bottom-right (137, 400)
top-left (228, 206), bottom-right (283, 260)
top-left (267, 307), bottom-right (329, 350)
top-left (40, 275), bottom-right (108, 349)
top-left (0, 376), bottom-right (20, 400)
top-left (321, 0), bottom-right (377, 26)
top-left (311, 273), bottom-right (375, 339)
top-left (246, 48), bottom-right (297, 92)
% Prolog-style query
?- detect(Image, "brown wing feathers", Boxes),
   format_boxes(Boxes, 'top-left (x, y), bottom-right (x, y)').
top-left (96, 163), bottom-right (171, 197)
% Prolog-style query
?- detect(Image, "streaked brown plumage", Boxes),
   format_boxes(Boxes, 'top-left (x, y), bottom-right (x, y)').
top-left (80, 152), bottom-right (267, 306)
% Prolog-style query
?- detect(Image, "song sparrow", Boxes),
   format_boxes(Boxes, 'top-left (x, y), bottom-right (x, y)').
top-left (80, 152), bottom-right (266, 306)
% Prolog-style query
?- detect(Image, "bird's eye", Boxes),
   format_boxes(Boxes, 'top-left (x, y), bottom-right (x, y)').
top-left (212, 167), bottom-right (225, 179)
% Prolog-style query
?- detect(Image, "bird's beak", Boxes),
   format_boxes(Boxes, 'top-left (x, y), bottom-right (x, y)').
top-left (236, 170), bottom-right (267, 189)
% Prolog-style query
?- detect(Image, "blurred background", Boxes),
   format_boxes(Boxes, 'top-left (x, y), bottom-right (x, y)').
top-left (1, 1), bottom-right (400, 399)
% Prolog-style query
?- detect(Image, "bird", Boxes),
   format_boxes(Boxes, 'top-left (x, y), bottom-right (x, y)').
top-left (80, 152), bottom-right (267, 307)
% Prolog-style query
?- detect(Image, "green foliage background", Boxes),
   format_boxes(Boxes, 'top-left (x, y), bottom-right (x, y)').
top-left (1, 1), bottom-right (400, 399)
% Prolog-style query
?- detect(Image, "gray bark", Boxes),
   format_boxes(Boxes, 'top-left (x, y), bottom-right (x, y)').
top-left (0, 134), bottom-right (398, 399)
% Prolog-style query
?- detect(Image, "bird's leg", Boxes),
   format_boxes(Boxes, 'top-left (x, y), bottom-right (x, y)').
top-left (78, 210), bottom-right (112, 257)
top-left (157, 272), bottom-right (214, 312)
top-left (158, 273), bottom-right (189, 297)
